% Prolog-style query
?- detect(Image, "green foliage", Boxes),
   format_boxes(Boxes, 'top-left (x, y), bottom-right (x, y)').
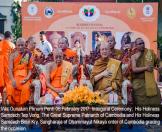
top-left (11, 1), bottom-right (22, 43)
top-left (143, 0), bottom-right (160, 2)
top-left (158, 34), bottom-right (162, 59)
top-left (158, 34), bottom-right (162, 47)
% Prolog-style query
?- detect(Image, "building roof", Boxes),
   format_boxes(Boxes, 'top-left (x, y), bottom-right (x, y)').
top-left (0, 12), bottom-right (6, 20)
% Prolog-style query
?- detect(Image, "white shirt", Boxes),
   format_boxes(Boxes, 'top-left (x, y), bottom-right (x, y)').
top-left (36, 40), bottom-right (53, 58)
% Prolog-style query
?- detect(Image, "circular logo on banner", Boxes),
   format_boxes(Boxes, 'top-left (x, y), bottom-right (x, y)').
top-left (44, 7), bottom-right (54, 18)
top-left (79, 5), bottom-right (100, 22)
top-left (27, 4), bottom-right (38, 16)
top-left (143, 5), bottom-right (153, 17)
top-left (127, 8), bottom-right (136, 19)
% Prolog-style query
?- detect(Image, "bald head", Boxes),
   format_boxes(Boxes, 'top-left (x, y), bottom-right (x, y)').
top-left (53, 48), bottom-right (63, 65)
top-left (16, 38), bottom-right (25, 45)
top-left (100, 42), bottom-right (109, 59)
top-left (107, 35), bottom-right (116, 49)
top-left (100, 42), bottom-right (108, 50)
top-left (58, 37), bottom-right (69, 50)
top-left (108, 35), bottom-right (115, 41)
top-left (54, 48), bottom-right (63, 55)
top-left (27, 36), bottom-right (36, 51)
top-left (16, 37), bottom-right (26, 54)
top-left (49, 32), bottom-right (62, 49)
top-left (28, 36), bottom-right (36, 43)
top-left (135, 38), bottom-right (144, 44)
top-left (135, 38), bottom-right (145, 52)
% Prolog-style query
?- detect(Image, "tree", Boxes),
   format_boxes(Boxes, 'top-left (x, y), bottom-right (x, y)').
top-left (11, 1), bottom-right (22, 42)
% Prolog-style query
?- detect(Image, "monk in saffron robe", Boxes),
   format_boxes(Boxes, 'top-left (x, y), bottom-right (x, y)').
top-left (90, 42), bottom-right (122, 104)
top-left (6, 38), bottom-right (32, 106)
top-left (58, 36), bottom-right (77, 63)
top-left (131, 38), bottom-right (161, 105)
top-left (91, 42), bottom-right (122, 132)
top-left (35, 48), bottom-right (72, 105)
top-left (0, 31), bottom-right (15, 105)
top-left (107, 36), bottom-right (122, 60)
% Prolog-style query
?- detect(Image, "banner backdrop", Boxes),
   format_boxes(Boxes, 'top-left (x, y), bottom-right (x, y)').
top-left (22, 2), bottom-right (158, 54)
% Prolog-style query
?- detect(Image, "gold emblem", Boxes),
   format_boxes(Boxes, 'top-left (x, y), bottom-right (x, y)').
top-left (127, 8), bottom-right (136, 19)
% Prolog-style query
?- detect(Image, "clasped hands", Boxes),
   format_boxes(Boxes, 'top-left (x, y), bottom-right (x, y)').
top-left (145, 64), bottom-right (162, 73)
top-left (145, 64), bottom-right (154, 72)
top-left (102, 69), bottom-right (112, 78)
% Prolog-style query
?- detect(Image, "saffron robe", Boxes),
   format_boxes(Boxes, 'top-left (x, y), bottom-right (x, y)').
top-left (6, 52), bottom-right (32, 106)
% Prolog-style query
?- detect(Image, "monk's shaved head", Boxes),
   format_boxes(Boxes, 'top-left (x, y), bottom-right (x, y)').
top-left (28, 36), bottom-right (36, 44)
top-left (108, 35), bottom-right (115, 41)
top-left (16, 37), bottom-right (25, 45)
top-left (27, 36), bottom-right (36, 50)
top-left (100, 42), bottom-right (109, 59)
top-left (135, 38), bottom-right (144, 44)
top-left (16, 37), bottom-right (26, 54)
top-left (100, 42), bottom-right (109, 50)
top-left (58, 36), bottom-right (69, 50)
top-left (54, 48), bottom-right (63, 65)
top-left (54, 48), bottom-right (63, 55)
top-left (135, 38), bottom-right (145, 52)
top-left (107, 35), bottom-right (116, 49)
top-left (4, 31), bottom-right (12, 39)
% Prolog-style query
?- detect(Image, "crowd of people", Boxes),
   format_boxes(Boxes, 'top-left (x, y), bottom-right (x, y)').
top-left (0, 30), bottom-right (161, 107)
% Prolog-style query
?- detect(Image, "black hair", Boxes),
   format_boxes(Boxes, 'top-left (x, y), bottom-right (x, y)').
top-left (135, 38), bottom-right (143, 44)
top-left (74, 39), bottom-right (80, 44)
top-left (40, 31), bottom-right (46, 35)
top-left (121, 32), bottom-right (131, 45)
top-left (4, 31), bottom-right (12, 39)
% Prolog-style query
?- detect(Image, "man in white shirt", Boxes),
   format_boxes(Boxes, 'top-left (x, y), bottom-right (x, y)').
top-left (36, 31), bottom-right (53, 58)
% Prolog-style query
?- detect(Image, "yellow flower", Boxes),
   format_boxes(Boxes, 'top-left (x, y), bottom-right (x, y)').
top-left (63, 86), bottom-right (105, 105)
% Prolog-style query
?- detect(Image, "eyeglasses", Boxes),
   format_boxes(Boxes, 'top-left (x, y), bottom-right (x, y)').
top-left (137, 42), bottom-right (144, 45)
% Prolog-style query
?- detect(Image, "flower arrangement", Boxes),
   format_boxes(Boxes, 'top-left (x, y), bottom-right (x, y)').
top-left (63, 86), bottom-right (105, 106)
